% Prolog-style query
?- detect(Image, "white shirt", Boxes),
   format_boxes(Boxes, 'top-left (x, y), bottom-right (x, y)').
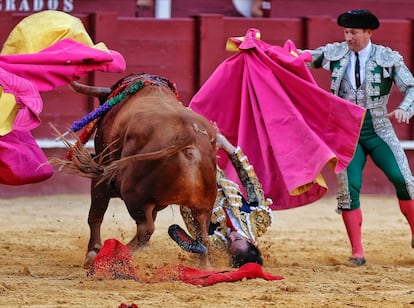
top-left (347, 41), bottom-right (372, 89)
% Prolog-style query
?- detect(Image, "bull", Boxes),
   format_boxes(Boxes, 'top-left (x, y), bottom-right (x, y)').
top-left (58, 73), bottom-right (217, 269)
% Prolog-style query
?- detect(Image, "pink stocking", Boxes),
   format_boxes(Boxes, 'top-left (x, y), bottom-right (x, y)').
top-left (398, 199), bottom-right (414, 240)
top-left (341, 208), bottom-right (364, 258)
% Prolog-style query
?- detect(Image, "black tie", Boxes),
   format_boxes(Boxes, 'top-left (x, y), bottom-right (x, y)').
top-left (355, 52), bottom-right (361, 89)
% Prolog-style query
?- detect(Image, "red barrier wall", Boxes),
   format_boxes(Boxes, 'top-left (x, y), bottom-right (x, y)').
top-left (1, 12), bottom-right (414, 199)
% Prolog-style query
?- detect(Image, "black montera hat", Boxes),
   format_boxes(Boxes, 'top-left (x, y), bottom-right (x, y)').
top-left (337, 9), bottom-right (380, 30)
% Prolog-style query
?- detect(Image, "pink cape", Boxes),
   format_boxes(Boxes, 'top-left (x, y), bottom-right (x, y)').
top-left (0, 38), bottom-right (126, 185)
top-left (0, 130), bottom-right (53, 185)
top-left (189, 28), bottom-right (365, 210)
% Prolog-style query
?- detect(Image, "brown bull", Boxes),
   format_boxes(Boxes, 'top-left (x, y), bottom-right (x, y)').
top-left (60, 73), bottom-right (217, 269)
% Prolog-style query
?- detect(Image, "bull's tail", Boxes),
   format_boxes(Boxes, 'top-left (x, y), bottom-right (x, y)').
top-left (49, 131), bottom-right (110, 179)
top-left (100, 142), bottom-right (190, 184)
top-left (50, 129), bottom-right (193, 184)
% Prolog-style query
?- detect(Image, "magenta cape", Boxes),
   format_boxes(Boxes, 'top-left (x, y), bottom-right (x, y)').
top-left (0, 38), bottom-right (125, 185)
top-left (189, 28), bottom-right (365, 210)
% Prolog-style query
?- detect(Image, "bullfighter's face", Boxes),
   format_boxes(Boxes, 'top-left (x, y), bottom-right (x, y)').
top-left (227, 231), bottom-right (254, 255)
top-left (343, 28), bottom-right (372, 52)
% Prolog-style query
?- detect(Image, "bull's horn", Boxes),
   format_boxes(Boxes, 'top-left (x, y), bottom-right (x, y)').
top-left (70, 81), bottom-right (112, 98)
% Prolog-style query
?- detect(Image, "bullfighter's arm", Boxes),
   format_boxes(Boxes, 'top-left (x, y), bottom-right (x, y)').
top-left (217, 134), bottom-right (271, 206)
top-left (217, 134), bottom-right (273, 239)
top-left (216, 133), bottom-right (268, 206)
top-left (391, 54), bottom-right (414, 118)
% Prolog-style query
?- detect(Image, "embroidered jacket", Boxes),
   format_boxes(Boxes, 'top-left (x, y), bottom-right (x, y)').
top-left (181, 147), bottom-right (273, 250)
top-left (307, 42), bottom-right (414, 117)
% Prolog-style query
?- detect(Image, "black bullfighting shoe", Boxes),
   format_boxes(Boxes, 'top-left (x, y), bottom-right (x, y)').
top-left (168, 224), bottom-right (207, 254)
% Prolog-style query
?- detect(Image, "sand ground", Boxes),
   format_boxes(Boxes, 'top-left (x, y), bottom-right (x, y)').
top-left (0, 194), bottom-right (413, 307)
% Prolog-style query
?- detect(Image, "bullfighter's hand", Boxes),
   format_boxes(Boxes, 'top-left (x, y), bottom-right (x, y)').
top-left (216, 134), bottom-right (235, 154)
top-left (213, 122), bottom-right (236, 154)
top-left (386, 108), bottom-right (410, 124)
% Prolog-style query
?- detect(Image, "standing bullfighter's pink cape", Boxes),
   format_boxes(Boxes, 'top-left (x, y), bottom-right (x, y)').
top-left (189, 28), bottom-right (365, 210)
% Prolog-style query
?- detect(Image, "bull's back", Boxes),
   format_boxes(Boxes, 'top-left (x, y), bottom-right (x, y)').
top-left (96, 86), bottom-right (185, 155)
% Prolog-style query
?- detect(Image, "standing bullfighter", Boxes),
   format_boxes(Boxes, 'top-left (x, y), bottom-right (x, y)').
top-left (304, 9), bottom-right (414, 266)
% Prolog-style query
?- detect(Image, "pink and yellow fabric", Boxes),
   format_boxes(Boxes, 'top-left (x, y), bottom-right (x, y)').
top-left (190, 28), bottom-right (366, 210)
top-left (0, 10), bottom-right (126, 185)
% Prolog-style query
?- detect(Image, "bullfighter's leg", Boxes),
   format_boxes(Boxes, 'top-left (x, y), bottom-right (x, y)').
top-left (126, 203), bottom-right (156, 251)
top-left (84, 180), bottom-right (111, 268)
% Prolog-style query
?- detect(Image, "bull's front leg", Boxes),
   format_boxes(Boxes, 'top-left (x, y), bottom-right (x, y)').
top-left (84, 182), bottom-right (111, 269)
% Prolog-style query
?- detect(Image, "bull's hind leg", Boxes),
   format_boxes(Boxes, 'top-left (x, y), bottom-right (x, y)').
top-left (84, 181), bottom-right (111, 268)
top-left (191, 208), bottom-right (213, 269)
top-left (126, 203), bottom-right (157, 251)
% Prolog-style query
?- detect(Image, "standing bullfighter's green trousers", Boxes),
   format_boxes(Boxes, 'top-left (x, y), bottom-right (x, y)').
top-left (345, 112), bottom-right (412, 210)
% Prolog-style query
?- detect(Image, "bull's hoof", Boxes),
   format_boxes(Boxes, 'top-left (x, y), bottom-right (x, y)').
top-left (84, 250), bottom-right (98, 269)
top-left (168, 224), bottom-right (207, 254)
